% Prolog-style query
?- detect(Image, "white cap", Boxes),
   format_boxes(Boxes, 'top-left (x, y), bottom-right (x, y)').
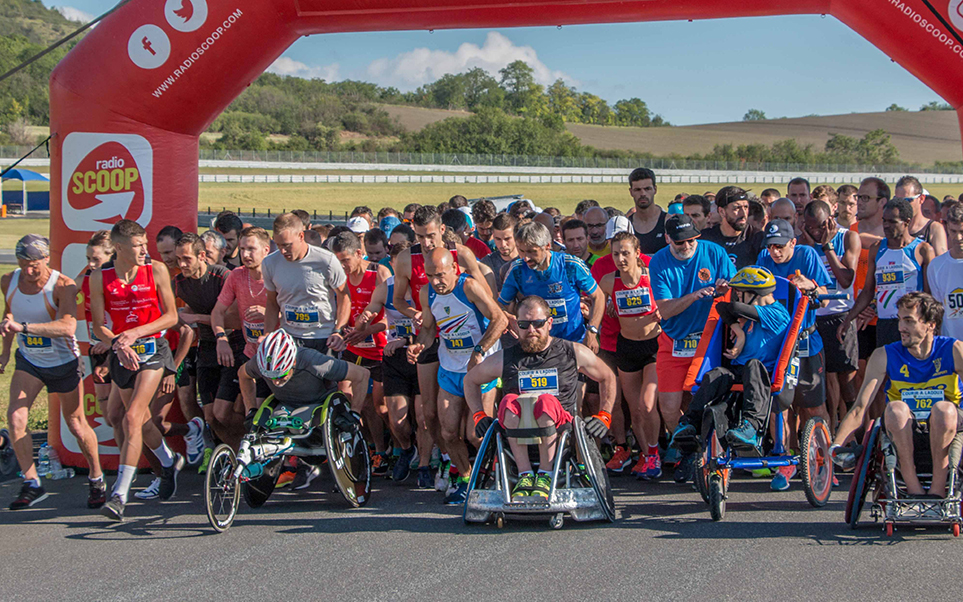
top-left (346, 216), bottom-right (369, 233)
top-left (605, 215), bottom-right (632, 240)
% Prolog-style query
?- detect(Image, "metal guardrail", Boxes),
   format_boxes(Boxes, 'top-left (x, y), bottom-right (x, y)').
top-left (198, 208), bottom-right (350, 229)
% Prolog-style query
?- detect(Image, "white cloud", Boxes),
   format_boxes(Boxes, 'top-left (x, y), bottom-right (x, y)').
top-left (53, 6), bottom-right (94, 23)
top-left (366, 31), bottom-right (576, 89)
top-left (267, 56), bottom-right (340, 81)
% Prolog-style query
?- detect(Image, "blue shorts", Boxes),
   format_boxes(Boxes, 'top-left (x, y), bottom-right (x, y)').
top-left (438, 366), bottom-right (497, 398)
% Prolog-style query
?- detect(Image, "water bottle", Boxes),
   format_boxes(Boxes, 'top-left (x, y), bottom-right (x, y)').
top-left (48, 467), bottom-right (75, 480)
top-left (48, 446), bottom-right (62, 472)
top-left (36, 444), bottom-right (50, 477)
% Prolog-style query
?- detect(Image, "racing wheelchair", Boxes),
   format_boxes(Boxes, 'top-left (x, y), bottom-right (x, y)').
top-left (463, 398), bottom-right (616, 530)
top-left (204, 391), bottom-right (371, 533)
top-left (844, 417), bottom-right (963, 536)
top-left (683, 278), bottom-right (836, 521)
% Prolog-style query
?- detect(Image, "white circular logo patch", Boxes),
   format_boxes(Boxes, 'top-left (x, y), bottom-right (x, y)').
top-left (128, 25), bottom-right (170, 70)
top-left (165, 0), bottom-right (208, 32)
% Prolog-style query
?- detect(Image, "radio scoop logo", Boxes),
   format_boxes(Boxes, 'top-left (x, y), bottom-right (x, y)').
top-left (62, 133), bottom-right (153, 232)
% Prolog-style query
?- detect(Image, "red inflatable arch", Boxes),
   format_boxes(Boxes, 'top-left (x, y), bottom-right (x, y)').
top-left (46, 0), bottom-right (963, 466)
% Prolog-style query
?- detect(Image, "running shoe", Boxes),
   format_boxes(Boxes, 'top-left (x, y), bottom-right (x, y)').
top-left (393, 446), bottom-right (417, 482)
top-left (133, 478), bottom-right (161, 500)
top-left (88, 478), bottom-right (107, 509)
top-left (197, 447), bottom-right (213, 474)
top-left (663, 445), bottom-right (682, 465)
top-left (101, 494), bottom-right (125, 521)
top-left (750, 468), bottom-right (772, 478)
top-left (673, 453), bottom-right (695, 483)
top-left (444, 479), bottom-right (468, 505)
top-left (276, 471), bottom-right (296, 488)
top-left (372, 452), bottom-right (389, 477)
top-left (434, 460), bottom-right (451, 492)
top-left (630, 456), bottom-right (648, 478)
top-left (158, 453), bottom-right (185, 500)
top-left (726, 419), bottom-right (761, 449)
top-left (771, 465), bottom-right (797, 491)
top-left (293, 463), bottom-right (321, 490)
top-left (605, 445), bottom-right (633, 474)
top-left (417, 466), bottom-right (434, 489)
top-left (430, 447), bottom-right (441, 470)
top-left (512, 473), bottom-right (536, 499)
top-left (531, 473), bottom-right (552, 499)
top-left (639, 454), bottom-right (662, 480)
top-left (9, 482), bottom-right (48, 510)
top-left (669, 424), bottom-right (698, 454)
top-left (184, 417), bottom-right (206, 465)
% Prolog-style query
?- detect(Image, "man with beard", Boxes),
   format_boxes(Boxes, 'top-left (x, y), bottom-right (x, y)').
top-left (699, 186), bottom-right (765, 269)
top-left (583, 207), bottom-right (612, 262)
top-left (466, 295), bottom-right (617, 499)
top-left (628, 168), bottom-right (668, 255)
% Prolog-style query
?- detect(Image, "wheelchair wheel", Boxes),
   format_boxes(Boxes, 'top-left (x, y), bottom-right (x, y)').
top-left (573, 418), bottom-right (616, 522)
top-left (0, 429), bottom-right (18, 478)
top-left (241, 457), bottom-right (283, 509)
top-left (324, 393), bottom-right (372, 508)
top-left (464, 421), bottom-right (500, 525)
top-left (845, 419), bottom-right (881, 529)
top-left (801, 417), bottom-right (833, 507)
top-left (205, 444), bottom-right (241, 533)
top-left (708, 473), bottom-right (726, 522)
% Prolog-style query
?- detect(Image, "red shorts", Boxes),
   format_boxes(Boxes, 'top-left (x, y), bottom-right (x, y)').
top-left (497, 393), bottom-right (573, 426)
top-left (657, 331), bottom-right (697, 394)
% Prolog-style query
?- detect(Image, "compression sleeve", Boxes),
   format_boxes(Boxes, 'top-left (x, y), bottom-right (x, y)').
top-left (716, 301), bottom-right (760, 325)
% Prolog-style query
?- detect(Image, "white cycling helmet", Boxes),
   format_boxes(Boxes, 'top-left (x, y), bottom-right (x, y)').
top-left (256, 329), bottom-right (297, 379)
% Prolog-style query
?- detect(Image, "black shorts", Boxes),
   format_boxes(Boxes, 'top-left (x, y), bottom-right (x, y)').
top-left (176, 346), bottom-right (197, 387)
top-left (857, 323), bottom-right (877, 361)
top-left (341, 349), bottom-right (383, 382)
top-left (816, 313), bottom-right (858, 374)
top-left (383, 347), bottom-right (420, 398)
top-left (417, 338), bottom-right (440, 365)
top-left (15, 351), bottom-right (82, 394)
top-left (90, 350), bottom-right (111, 384)
top-left (294, 337), bottom-right (328, 354)
top-left (877, 318), bottom-right (901, 349)
top-left (109, 337), bottom-right (175, 390)
top-left (793, 351), bottom-right (826, 409)
top-left (616, 335), bottom-right (659, 373)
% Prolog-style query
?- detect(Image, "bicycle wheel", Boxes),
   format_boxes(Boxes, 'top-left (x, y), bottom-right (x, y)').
top-left (801, 417), bottom-right (833, 507)
top-left (324, 393), bottom-right (372, 507)
top-left (708, 473), bottom-right (726, 522)
top-left (205, 444), bottom-right (241, 533)
top-left (845, 419), bottom-right (881, 529)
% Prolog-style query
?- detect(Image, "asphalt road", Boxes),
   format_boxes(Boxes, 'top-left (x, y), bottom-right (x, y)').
top-left (1, 468), bottom-right (960, 601)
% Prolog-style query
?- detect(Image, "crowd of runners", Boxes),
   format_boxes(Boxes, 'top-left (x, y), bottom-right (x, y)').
top-left (5, 168), bottom-right (963, 521)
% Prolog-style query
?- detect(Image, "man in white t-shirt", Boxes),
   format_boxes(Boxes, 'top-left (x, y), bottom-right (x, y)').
top-left (928, 203), bottom-right (963, 339)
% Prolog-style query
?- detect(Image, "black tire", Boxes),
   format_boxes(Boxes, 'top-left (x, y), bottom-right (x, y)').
top-left (0, 429), bottom-right (17, 477)
top-left (205, 444), bottom-right (241, 533)
top-left (241, 457), bottom-right (283, 509)
top-left (708, 473), bottom-right (726, 522)
top-left (464, 421), bottom-right (499, 524)
top-left (324, 393), bottom-right (372, 508)
top-left (801, 417), bottom-right (833, 507)
top-left (573, 417), bottom-right (616, 522)
top-left (845, 419), bottom-right (881, 529)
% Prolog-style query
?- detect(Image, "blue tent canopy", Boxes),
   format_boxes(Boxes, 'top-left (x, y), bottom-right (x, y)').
top-left (1, 168), bottom-right (48, 182)
top-left (1, 168), bottom-right (49, 213)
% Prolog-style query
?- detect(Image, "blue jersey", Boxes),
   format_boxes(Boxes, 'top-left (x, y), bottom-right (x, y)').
top-left (757, 245), bottom-right (832, 356)
top-left (732, 302), bottom-right (792, 373)
top-left (498, 251), bottom-right (598, 342)
top-left (885, 336), bottom-right (962, 420)
top-left (650, 240), bottom-right (735, 341)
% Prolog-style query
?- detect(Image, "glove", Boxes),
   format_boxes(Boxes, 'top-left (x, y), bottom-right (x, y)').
top-left (474, 415), bottom-right (494, 439)
top-left (243, 408), bottom-right (258, 431)
top-left (584, 413), bottom-right (611, 439)
top-left (830, 444), bottom-right (857, 471)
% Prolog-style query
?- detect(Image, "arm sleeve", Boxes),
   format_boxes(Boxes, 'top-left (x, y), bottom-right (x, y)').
top-left (217, 271), bottom-right (238, 306)
top-left (567, 257), bottom-right (598, 294)
top-left (244, 356), bottom-right (262, 380)
top-left (808, 250), bottom-right (833, 286)
top-left (497, 262), bottom-right (520, 305)
top-left (650, 256), bottom-right (673, 300)
top-left (716, 301), bottom-right (760, 325)
top-left (325, 255), bottom-right (347, 290)
top-left (262, 256), bottom-right (277, 292)
top-left (303, 349), bottom-right (349, 383)
top-left (718, 246), bottom-right (737, 279)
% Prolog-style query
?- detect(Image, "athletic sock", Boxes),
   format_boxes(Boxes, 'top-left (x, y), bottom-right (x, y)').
top-left (25, 478), bottom-right (40, 488)
top-left (112, 465), bottom-right (137, 503)
top-left (88, 474), bottom-right (104, 484)
top-left (537, 470), bottom-right (550, 475)
top-left (151, 442), bottom-right (175, 468)
top-left (441, 453), bottom-right (450, 462)
top-left (647, 445), bottom-right (660, 456)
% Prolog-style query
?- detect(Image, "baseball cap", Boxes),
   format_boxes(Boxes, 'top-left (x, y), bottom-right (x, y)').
top-left (346, 216), bottom-right (370, 234)
top-left (665, 214), bottom-right (700, 242)
top-left (379, 216), bottom-right (401, 237)
top-left (15, 234), bottom-right (49, 260)
top-left (667, 202), bottom-right (684, 215)
top-left (763, 219), bottom-right (795, 246)
top-left (605, 215), bottom-right (632, 240)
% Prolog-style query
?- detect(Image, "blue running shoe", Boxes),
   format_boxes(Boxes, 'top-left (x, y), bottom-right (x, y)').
top-left (444, 479), bottom-right (468, 505)
top-left (393, 446), bottom-right (417, 482)
top-left (726, 419), bottom-right (761, 449)
top-left (770, 465), bottom-right (796, 491)
top-left (417, 466), bottom-right (433, 489)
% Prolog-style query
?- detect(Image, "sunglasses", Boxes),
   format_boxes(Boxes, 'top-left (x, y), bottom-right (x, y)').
top-left (671, 238), bottom-right (696, 247)
top-left (517, 318), bottom-right (549, 330)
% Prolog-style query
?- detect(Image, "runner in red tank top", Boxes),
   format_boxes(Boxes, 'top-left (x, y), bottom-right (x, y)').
top-left (89, 220), bottom-right (179, 521)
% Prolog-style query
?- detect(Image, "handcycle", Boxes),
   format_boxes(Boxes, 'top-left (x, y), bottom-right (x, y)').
top-left (204, 391), bottom-right (371, 533)
top-left (683, 279), bottom-right (838, 521)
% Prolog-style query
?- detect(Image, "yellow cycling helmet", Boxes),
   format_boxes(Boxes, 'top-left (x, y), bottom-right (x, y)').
top-left (729, 266), bottom-right (777, 296)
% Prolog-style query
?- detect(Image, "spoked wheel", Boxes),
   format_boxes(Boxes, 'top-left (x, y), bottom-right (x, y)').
top-left (242, 457), bottom-right (283, 509)
top-left (324, 393), bottom-right (372, 507)
top-left (205, 444), bottom-right (241, 533)
top-left (845, 419), bottom-right (881, 529)
top-left (464, 421), bottom-right (500, 525)
top-left (0, 429), bottom-right (18, 477)
top-left (573, 418), bottom-right (616, 522)
top-left (694, 428), bottom-right (723, 504)
top-left (801, 417), bottom-right (833, 507)
top-left (708, 473), bottom-right (727, 522)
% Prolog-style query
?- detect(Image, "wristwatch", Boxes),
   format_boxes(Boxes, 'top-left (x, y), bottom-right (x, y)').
top-left (473, 344), bottom-right (484, 355)
top-left (586, 325), bottom-right (599, 335)
top-left (821, 243), bottom-right (833, 254)
top-left (215, 332), bottom-right (228, 339)
top-left (21, 322), bottom-right (28, 334)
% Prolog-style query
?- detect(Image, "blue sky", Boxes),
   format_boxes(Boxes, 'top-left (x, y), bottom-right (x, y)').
top-left (47, 1), bottom-right (945, 125)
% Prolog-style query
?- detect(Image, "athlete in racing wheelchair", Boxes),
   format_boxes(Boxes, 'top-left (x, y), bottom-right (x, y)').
top-left (204, 329), bottom-right (372, 532)
top-left (834, 292), bottom-right (963, 535)
top-left (462, 295), bottom-right (618, 528)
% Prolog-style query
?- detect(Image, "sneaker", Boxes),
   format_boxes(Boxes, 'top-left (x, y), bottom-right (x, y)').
top-left (430, 447), bottom-right (441, 470)
top-left (293, 463), bottom-right (321, 490)
top-left (9, 482), bottom-right (48, 510)
top-left (158, 453), bottom-right (185, 500)
top-left (184, 417), bottom-right (206, 465)
top-left (726, 419), bottom-right (761, 449)
top-left (832, 475), bottom-right (840, 488)
top-left (771, 465), bottom-right (797, 491)
top-left (276, 471), bottom-right (296, 488)
top-left (605, 445), bottom-right (633, 474)
top-left (531, 473), bottom-right (552, 499)
top-left (639, 454), bottom-right (662, 480)
top-left (630, 456), bottom-right (648, 478)
top-left (512, 473), bottom-right (536, 499)
top-left (372, 453), bottom-right (389, 477)
top-left (409, 450), bottom-right (421, 471)
top-left (101, 494), bottom-right (125, 521)
top-left (669, 424), bottom-right (699, 453)
top-left (197, 447), bottom-right (213, 474)
top-left (673, 453), bottom-right (695, 483)
top-left (750, 468), bottom-right (772, 478)
top-left (87, 479), bottom-right (107, 509)
top-left (444, 479), bottom-right (468, 505)
top-left (393, 446), bottom-right (417, 482)
top-left (134, 478), bottom-right (161, 500)
top-left (434, 460), bottom-right (451, 492)
top-left (417, 466), bottom-right (434, 489)
top-left (663, 446), bottom-right (682, 466)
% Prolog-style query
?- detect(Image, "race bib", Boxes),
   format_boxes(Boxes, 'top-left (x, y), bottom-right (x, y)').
top-left (131, 337), bottom-right (157, 362)
top-left (671, 332), bottom-right (701, 358)
top-left (519, 368), bottom-right (560, 396)
top-left (443, 335), bottom-right (474, 353)
top-left (393, 319), bottom-right (414, 339)
top-left (615, 288), bottom-right (652, 316)
top-left (875, 268), bottom-right (905, 290)
top-left (243, 320), bottom-right (265, 344)
top-left (20, 334), bottom-right (52, 355)
top-left (797, 332), bottom-right (810, 358)
top-left (901, 388), bottom-right (945, 420)
top-left (545, 298), bottom-right (568, 324)
top-left (787, 356), bottom-right (800, 387)
top-left (354, 333), bottom-right (376, 349)
top-left (284, 305), bottom-right (321, 326)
